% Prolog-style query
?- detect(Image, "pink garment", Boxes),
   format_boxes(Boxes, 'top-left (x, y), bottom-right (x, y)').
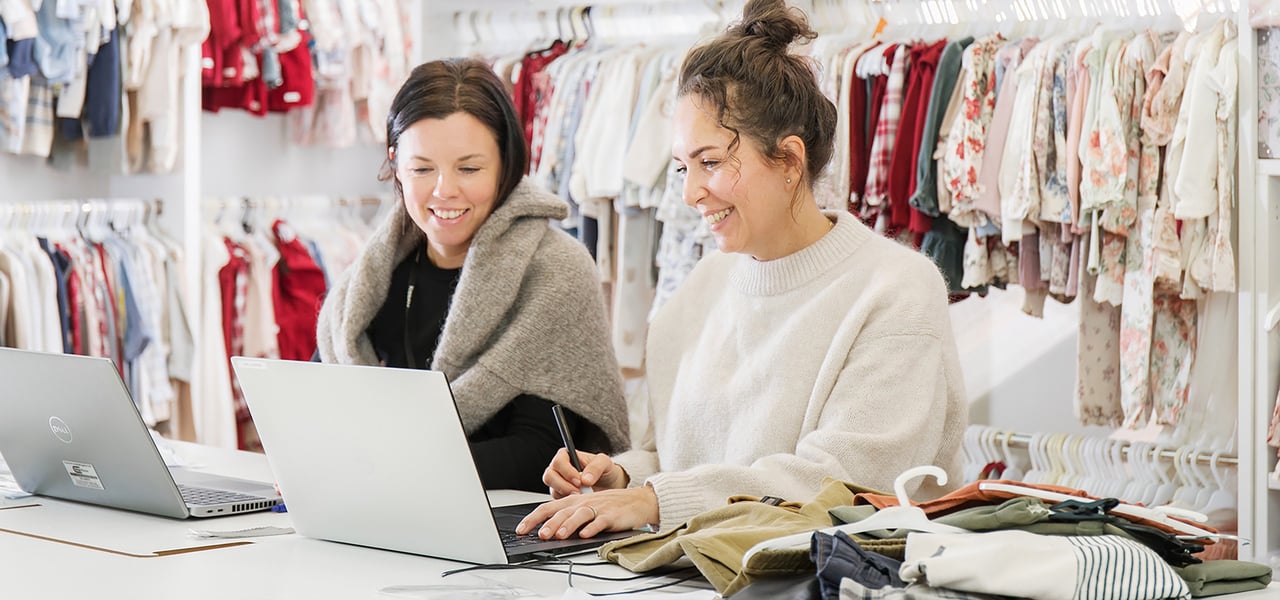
top-left (973, 54), bottom-right (1023, 223)
top-left (1065, 40), bottom-right (1092, 234)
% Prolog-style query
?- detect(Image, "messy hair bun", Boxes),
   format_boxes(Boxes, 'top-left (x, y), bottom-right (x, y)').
top-left (729, 0), bottom-right (817, 54)
top-left (678, 0), bottom-right (834, 196)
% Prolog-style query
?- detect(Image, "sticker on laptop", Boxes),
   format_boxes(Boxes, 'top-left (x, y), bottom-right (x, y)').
top-left (62, 461), bottom-right (104, 490)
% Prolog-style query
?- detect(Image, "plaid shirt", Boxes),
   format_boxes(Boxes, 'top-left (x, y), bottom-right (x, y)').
top-left (862, 44), bottom-right (910, 217)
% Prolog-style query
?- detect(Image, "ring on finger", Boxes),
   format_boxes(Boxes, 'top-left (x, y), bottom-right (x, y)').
top-left (586, 505), bottom-right (598, 520)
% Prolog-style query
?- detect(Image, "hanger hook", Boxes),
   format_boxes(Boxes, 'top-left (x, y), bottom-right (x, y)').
top-left (893, 465), bottom-right (949, 507)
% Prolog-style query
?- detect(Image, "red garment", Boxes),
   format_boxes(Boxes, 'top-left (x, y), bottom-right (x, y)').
top-left (529, 71), bottom-right (556, 170)
top-left (271, 220), bottom-right (326, 361)
top-left (218, 239), bottom-right (249, 370)
top-left (61, 248), bottom-right (84, 355)
top-left (267, 30), bottom-right (316, 113)
top-left (202, 0), bottom-right (266, 113)
top-left (218, 239), bottom-right (254, 450)
top-left (94, 244), bottom-right (123, 372)
top-left (888, 41), bottom-right (947, 239)
top-left (204, 75), bottom-right (268, 115)
top-left (233, 0), bottom-right (264, 71)
top-left (848, 70), bottom-right (869, 213)
top-left (201, 0), bottom-right (241, 87)
top-left (513, 41), bottom-right (568, 147)
top-left (264, 35), bottom-right (314, 112)
top-left (66, 270), bottom-right (83, 354)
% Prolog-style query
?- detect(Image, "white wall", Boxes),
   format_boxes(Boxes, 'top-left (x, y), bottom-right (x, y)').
top-left (200, 112), bottom-right (389, 199)
top-left (950, 287), bottom-right (1113, 437)
top-left (2, 155), bottom-right (111, 202)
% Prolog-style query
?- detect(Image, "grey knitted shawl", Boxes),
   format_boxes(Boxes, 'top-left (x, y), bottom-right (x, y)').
top-left (315, 178), bottom-right (629, 452)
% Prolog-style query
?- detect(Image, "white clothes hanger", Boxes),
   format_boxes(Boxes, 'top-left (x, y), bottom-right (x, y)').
top-left (828, 466), bottom-right (969, 536)
top-left (1196, 451), bottom-right (1238, 521)
top-left (741, 466), bottom-right (967, 565)
top-left (999, 430), bottom-right (1027, 481)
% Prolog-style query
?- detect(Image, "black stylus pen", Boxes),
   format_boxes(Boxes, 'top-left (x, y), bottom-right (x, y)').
top-left (551, 404), bottom-right (593, 494)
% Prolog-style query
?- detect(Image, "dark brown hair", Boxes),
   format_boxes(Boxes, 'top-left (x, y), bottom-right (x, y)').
top-left (678, 0), bottom-right (836, 200)
top-left (380, 58), bottom-right (529, 205)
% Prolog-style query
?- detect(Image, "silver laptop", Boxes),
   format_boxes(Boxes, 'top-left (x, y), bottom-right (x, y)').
top-left (0, 348), bottom-right (281, 518)
top-left (230, 357), bottom-right (634, 564)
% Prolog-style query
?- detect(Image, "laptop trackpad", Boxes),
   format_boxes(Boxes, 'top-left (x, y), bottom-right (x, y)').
top-left (170, 469), bottom-right (279, 496)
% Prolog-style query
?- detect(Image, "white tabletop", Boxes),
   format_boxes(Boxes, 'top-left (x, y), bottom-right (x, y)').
top-left (2, 442), bottom-right (1278, 599)
top-left (0, 441), bottom-right (713, 599)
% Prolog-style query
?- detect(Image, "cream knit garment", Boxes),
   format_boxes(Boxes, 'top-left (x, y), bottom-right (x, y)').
top-left (613, 211), bottom-right (968, 531)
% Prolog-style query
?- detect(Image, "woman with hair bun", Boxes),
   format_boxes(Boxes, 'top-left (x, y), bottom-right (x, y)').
top-left (520, 0), bottom-right (968, 538)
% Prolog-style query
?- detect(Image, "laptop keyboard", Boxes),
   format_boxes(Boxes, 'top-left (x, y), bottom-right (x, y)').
top-left (178, 484), bottom-right (264, 506)
top-left (500, 530), bottom-right (549, 549)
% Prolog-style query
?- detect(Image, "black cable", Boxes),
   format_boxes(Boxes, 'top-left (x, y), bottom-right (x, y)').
top-left (571, 569), bottom-right (706, 596)
top-left (440, 555), bottom-right (705, 595)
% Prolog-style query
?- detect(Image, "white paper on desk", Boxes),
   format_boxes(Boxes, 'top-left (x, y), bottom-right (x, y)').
top-left (0, 479), bottom-right (31, 499)
top-left (0, 500), bottom-right (291, 555)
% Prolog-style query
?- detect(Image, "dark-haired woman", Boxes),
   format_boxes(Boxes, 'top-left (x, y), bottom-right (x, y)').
top-left (519, 0), bottom-right (968, 538)
top-left (315, 59), bottom-right (629, 492)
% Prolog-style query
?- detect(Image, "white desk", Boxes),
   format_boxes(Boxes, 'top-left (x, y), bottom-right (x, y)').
top-left (0, 442), bottom-right (713, 599)
top-left (3, 442), bottom-right (1278, 599)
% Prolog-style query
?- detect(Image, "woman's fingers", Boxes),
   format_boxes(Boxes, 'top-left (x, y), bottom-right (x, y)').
top-left (515, 487), bottom-right (658, 539)
top-left (516, 498), bottom-right (564, 535)
top-left (579, 452), bottom-right (615, 488)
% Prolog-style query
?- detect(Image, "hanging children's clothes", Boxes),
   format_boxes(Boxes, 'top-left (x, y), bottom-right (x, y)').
top-left (270, 219), bottom-right (325, 361)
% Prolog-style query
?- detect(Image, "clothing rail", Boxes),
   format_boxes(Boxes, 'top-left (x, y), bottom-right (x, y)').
top-left (994, 431), bottom-right (1239, 466)
top-left (206, 196), bottom-right (388, 210)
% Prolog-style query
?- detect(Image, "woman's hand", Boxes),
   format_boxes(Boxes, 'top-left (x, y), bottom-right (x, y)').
top-left (544, 449), bottom-right (628, 498)
top-left (515, 486), bottom-right (659, 540)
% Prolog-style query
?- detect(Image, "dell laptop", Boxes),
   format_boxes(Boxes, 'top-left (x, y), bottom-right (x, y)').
top-left (0, 348), bottom-right (281, 518)
top-left (230, 357), bottom-right (635, 564)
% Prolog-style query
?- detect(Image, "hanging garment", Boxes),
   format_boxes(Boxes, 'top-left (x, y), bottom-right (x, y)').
top-left (270, 219), bottom-right (326, 361)
top-left (888, 40), bottom-right (948, 239)
top-left (942, 34), bottom-right (1004, 229)
top-left (1116, 31), bottom-right (1161, 429)
top-left (1075, 228), bottom-right (1124, 427)
top-left (911, 37), bottom-right (973, 219)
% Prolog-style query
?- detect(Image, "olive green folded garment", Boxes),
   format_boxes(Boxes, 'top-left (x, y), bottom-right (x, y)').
top-left (599, 479), bottom-right (903, 597)
top-left (1175, 560), bottom-right (1272, 597)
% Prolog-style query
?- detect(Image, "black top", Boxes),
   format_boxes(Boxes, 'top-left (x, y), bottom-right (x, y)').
top-left (368, 249), bottom-right (460, 370)
top-left (366, 249), bottom-right (582, 492)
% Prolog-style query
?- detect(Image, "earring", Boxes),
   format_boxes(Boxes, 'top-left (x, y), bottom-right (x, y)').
top-left (786, 178), bottom-right (793, 184)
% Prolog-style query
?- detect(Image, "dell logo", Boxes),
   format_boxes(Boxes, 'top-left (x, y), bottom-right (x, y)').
top-left (49, 417), bottom-right (73, 443)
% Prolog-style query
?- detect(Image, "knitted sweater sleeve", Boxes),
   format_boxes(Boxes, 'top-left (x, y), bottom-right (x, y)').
top-left (611, 379), bottom-right (660, 485)
top-left (645, 322), bottom-right (966, 532)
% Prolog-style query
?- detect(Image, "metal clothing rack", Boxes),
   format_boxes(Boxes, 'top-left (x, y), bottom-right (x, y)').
top-left (991, 430), bottom-right (1239, 466)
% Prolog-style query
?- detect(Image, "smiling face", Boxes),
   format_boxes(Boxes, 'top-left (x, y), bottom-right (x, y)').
top-left (671, 95), bottom-right (796, 260)
top-left (393, 112), bottom-right (502, 269)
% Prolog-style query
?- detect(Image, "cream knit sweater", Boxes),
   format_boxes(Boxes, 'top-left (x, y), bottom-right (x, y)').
top-left (613, 211), bottom-right (968, 531)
